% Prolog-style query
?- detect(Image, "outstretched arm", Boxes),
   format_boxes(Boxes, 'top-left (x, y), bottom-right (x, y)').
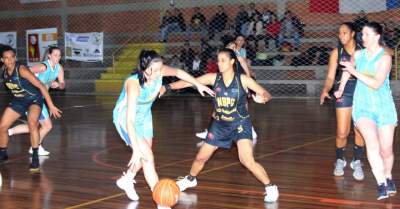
top-left (161, 65), bottom-right (215, 96)
top-left (19, 66), bottom-right (62, 118)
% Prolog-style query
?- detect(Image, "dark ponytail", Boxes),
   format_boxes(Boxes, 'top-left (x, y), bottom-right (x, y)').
top-left (134, 49), bottom-right (162, 87)
top-left (218, 48), bottom-right (242, 74)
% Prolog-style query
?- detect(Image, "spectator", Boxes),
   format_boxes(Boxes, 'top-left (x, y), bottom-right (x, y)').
top-left (220, 29), bottom-right (235, 46)
top-left (179, 42), bottom-right (195, 70)
top-left (209, 5), bottom-right (228, 40)
top-left (169, 55), bottom-right (184, 69)
top-left (383, 21), bottom-right (397, 49)
top-left (265, 14), bottom-right (281, 50)
top-left (235, 5), bottom-right (249, 35)
top-left (261, 7), bottom-right (274, 25)
top-left (191, 53), bottom-right (202, 73)
top-left (206, 55), bottom-right (218, 73)
top-left (187, 7), bottom-right (208, 41)
top-left (247, 3), bottom-right (261, 23)
top-left (247, 14), bottom-right (265, 51)
top-left (174, 8), bottom-right (186, 32)
top-left (160, 10), bottom-right (181, 42)
top-left (278, 11), bottom-right (303, 50)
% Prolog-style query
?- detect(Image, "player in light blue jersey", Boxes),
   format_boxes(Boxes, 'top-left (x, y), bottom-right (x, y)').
top-left (8, 46), bottom-right (65, 156)
top-left (113, 50), bottom-right (214, 208)
top-left (335, 22), bottom-right (397, 200)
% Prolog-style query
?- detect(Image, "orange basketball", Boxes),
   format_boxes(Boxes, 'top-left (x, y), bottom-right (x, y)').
top-left (152, 179), bottom-right (180, 207)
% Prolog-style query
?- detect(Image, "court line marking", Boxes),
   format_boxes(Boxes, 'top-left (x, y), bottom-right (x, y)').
top-left (65, 135), bottom-right (334, 209)
top-left (195, 185), bottom-right (400, 208)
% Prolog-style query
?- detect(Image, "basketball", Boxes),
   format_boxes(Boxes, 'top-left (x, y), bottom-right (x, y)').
top-left (152, 179), bottom-right (180, 207)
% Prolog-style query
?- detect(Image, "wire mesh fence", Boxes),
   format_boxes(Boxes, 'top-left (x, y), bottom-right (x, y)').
top-left (0, 0), bottom-right (399, 97)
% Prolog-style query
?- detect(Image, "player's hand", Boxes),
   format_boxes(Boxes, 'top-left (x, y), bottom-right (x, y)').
top-left (49, 105), bottom-right (62, 119)
top-left (196, 84), bottom-right (215, 97)
top-left (320, 91), bottom-right (331, 105)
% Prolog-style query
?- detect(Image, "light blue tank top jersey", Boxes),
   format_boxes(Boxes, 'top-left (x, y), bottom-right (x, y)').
top-left (236, 48), bottom-right (246, 58)
top-left (353, 48), bottom-right (397, 125)
top-left (36, 60), bottom-right (61, 87)
top-left (113, 74), bottom-right (163, 125)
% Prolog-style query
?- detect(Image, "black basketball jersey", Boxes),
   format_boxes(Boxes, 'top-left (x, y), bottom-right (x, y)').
top-left (335, 43), bottom-right (362, 82)
top-left (2, 63), bottom-right (40, 98)
top-left (213, 73), bottom-right (249, 122)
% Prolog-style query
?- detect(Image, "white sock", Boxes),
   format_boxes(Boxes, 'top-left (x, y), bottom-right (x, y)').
top-left (7, 129), bottom-right (13, 136)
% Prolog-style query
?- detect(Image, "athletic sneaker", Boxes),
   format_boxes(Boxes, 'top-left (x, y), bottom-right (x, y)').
top-left (387, 178), bottom-right (397, 196)
top-left (116, 172), bottom-right (139, 201)
top-left (176, 175), bottom-right (197, 192)
top-left (350, 160), bottom-right (364, 181)
top-left (377, 183), bottom-right (389, 200)
top-left (333, 159), bottom-right (346, 176)
top-left (29, 145), bottom-right (50, 156)
top-left (29, 154), bottom-right (40, 173)
top-left (195, 129), bottom-right (208, 139)
top-left (264, 185), bottom-right (279, 202)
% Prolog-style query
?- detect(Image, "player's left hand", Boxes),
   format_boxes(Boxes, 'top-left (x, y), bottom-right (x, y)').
top-left (196, 84), bottom-right (215, 97)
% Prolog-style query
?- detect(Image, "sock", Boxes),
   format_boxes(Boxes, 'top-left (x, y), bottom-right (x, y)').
top-left (265, 183), bottom-right (274, 188)
top-left (335, 147), bottom-right (346, 160)
top-left (353, 145), bottom-right (364, 161)
top-left (0, 147), bottom-right (7, 157)
top-left (31, 148), bottom-right (39, 167)
top-left (7, 129), bottom-right (13, 136)
top-left (187, 175), bottom-right (196, 181)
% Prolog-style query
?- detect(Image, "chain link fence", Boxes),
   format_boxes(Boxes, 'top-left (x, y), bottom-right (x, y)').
top-left (0, 0), bottom-right (399, 97)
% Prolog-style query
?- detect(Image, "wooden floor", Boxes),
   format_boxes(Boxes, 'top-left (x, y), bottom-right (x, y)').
top-left (0, 95), bottom-right (399, 209)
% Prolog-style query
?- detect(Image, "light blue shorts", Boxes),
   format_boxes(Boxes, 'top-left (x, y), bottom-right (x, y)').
top-left (113, 108), bottom-right (153, 145)
top-left (25, 104), bottom-right (49, 121)
top-left (353, 109), bottom-right (397, 128)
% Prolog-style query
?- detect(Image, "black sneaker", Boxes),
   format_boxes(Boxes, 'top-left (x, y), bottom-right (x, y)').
top-left (387, 178), bottom-right (397, 196)
top-left (377, 183), bottom-right (389, 200)
top-left (29, 155), bottom-right (40, 173)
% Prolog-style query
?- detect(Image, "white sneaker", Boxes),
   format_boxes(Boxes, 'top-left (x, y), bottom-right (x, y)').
top-left (264, 185), bottom-right (279, 202)
top-left (350, 160), bottom-right (364, 181)
top-left (195, 129), bottom-right (208, 139)
top-left (29, 145), bottom-right (50, 156)
top-left (176, 175), bottom-right (197, 192)
top-left (252, 127), bottom-right (257, 139)
top-left (116, 172), bottom-right (139, 201)
top-left (333, 159), bottom-right (346, 176)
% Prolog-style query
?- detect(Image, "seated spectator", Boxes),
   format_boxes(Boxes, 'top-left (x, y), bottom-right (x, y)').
top-left (169, 55), bottom-right (184, 69)
top-left (246, 14), bottom-right (265, 51)
top-left (383, 21), bottom-right (398, 49)
top-left (179, 41), bottom-right (195, 70)
top-left (278, 11), bottom-right (304, 51)
top-left (187, 7), bottom-right (208, 41)
top-left (191, 53), bottom-right (202, 74)
top-left (174, 8), bottom-right (186, 32)
top-left (235, 5), bottom-right (249, 35)
top-left (160, 9), bottom-right (181, 42)
top-left (209, 5), bottom-right (228, 40)
top-left (265, 14), bottom-right (281, 50)
top-left (206, 55), bottom-right (218, 73)
top-left (261, 6), bottom-right (273, 26)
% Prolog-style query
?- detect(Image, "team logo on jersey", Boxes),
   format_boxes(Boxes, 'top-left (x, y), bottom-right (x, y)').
top-left (237, 125), bottom-right (243, 133)
top-left (207, 132), bottom-right (215, 140)
top-left (231, 89), bottom-right (239, 93)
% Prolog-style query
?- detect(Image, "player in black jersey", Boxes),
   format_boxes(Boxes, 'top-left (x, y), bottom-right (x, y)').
top-left (320, 22), bottom-right (365, 180)
top-left (0, 46), bottom-right (61, 172)
top-left (166, 48), bottom-right (279, 202)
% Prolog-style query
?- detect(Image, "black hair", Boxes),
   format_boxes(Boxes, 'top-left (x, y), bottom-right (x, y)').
top-left (363, 21), bottom-right (385, 45)
top-left (218, 48), bottom-right (242, 74)
top-left (1, 45), bottom-right (16, 57)
top-left (135, 49), bottom-right (162, 87)
top-left (48, 46), bottom-right (61, 54)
